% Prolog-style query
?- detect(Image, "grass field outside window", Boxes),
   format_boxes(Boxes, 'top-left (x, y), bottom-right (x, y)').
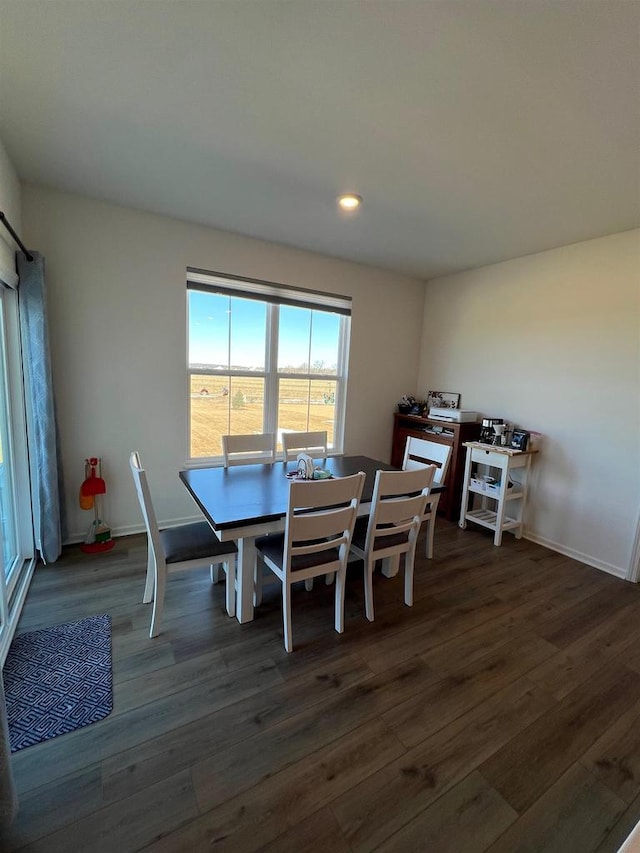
top-left (187, 282), bottom-right (348, 462)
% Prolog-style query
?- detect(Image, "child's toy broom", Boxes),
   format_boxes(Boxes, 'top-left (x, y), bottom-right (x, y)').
top-left (79, 457), bottom-right (114, 553)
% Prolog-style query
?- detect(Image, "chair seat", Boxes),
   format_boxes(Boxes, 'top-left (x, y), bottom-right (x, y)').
top-left (256, 533), bottom-right (339, 572)
top-left (351, 516), bottom-right (409, 552)
top-left (161, 521), bottom-right (237, 564)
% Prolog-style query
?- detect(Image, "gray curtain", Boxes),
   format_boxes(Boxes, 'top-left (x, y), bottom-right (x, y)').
top-left (17, 251), bottom-right (65, 563)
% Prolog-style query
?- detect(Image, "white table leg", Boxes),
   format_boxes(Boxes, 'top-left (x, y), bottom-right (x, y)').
top-left (236, 537), bottom-right (257, 623)
top-left (381, 554), bottom-right (400, 578)
top-left (494, 479), bottom-right (508, 546)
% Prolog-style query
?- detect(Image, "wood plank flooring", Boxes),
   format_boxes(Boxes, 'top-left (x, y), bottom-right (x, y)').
top-left (2, 521), bottom-right (640, 852)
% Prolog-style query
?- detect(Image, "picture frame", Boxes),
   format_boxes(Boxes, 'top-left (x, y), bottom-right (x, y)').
top-left (511, 429), bottom-right (530, 451)
top-left (426, 390), bottom-right (460, 411)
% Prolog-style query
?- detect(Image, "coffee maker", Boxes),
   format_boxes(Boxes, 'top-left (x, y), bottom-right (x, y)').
top-left (480, 418), bottom-right (504, 444)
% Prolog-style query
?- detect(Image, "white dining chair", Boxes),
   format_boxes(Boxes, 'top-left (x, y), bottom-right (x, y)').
top-left (402, 436), bottom-right (452, 558)
top-left (129, 451), bottom-right (237, 637)
top-left (350, 466), bottom-right (434, 621)
top-left (222, 432), bottom-right (276, 467)
top-left (222, 433), bottom-right (277, 604)
top-left (281, 430), bottom-right (328, 462)
top-left (254, 471), bottom-right (365, 652)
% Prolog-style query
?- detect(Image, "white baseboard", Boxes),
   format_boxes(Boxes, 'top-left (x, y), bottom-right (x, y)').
top-left (64, 515), bottom-right (202, 546)
top-left (523, 529), bottom-right (627, 580)
top-left (65, 517), bottom-right (628, 581)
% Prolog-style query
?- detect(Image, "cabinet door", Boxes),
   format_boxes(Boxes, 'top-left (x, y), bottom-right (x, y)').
top-left (390, 429), bottom-right (408, 468)
top-left (391, 416), bottom-right (480, 521)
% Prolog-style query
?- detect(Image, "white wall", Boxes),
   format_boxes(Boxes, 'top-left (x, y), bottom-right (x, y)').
top-left (17, 181), bottom-right (640, 576)
top-left (22, 185), bottom-right (426, 541)
top-left (417, 230), bottom-right (640, 576)
top-left (0, 139), bottom-right (21, 281)
top-left (0, 141), bottom-right (21, 226)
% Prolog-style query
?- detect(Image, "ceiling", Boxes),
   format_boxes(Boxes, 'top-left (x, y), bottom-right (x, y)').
top-left (0, 0), bottom-right (638, 280)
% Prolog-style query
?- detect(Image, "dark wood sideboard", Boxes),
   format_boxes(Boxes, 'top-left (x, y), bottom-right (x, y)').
top-left (390, 412), bottom-right (481, 521)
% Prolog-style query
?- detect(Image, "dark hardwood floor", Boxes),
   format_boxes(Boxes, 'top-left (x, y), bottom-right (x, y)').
top-left (2, 520), bottom-right (640, 852)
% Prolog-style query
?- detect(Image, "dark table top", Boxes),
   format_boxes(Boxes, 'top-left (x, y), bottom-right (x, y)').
top-left (180, 455), bottom-right (442, 532)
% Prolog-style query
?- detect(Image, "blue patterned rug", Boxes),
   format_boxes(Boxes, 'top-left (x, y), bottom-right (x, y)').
top-left (3, 613), bottom-right (113, 752)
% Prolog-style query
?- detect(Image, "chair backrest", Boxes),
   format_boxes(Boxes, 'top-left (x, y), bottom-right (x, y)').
top-left (222, 433), bottom-right (277, 467)
top-left (282, 430), bottom-right (328, 462)
top-left (364, 466), bottom-right (435, 557)
top-left (283, 471), bottom-right (365, 576)
top-left (402, 436), bottom-right (452, 484)
top-left (129, 451), bottom-right (164, 562)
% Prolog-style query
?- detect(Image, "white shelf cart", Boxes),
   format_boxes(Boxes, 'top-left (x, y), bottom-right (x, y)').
top-left (458, 442), bottom-right (538, 546)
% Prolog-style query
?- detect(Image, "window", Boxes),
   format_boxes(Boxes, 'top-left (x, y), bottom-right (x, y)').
top-left (187, 271), bottom-right (351, 462)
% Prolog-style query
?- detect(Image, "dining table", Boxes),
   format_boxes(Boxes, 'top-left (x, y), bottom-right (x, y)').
top-left (179, 454), bottom-right (444, 623)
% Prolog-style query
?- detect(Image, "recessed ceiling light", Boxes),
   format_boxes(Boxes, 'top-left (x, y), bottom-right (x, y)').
top-left (337, 193), bottom-right (362, 211)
